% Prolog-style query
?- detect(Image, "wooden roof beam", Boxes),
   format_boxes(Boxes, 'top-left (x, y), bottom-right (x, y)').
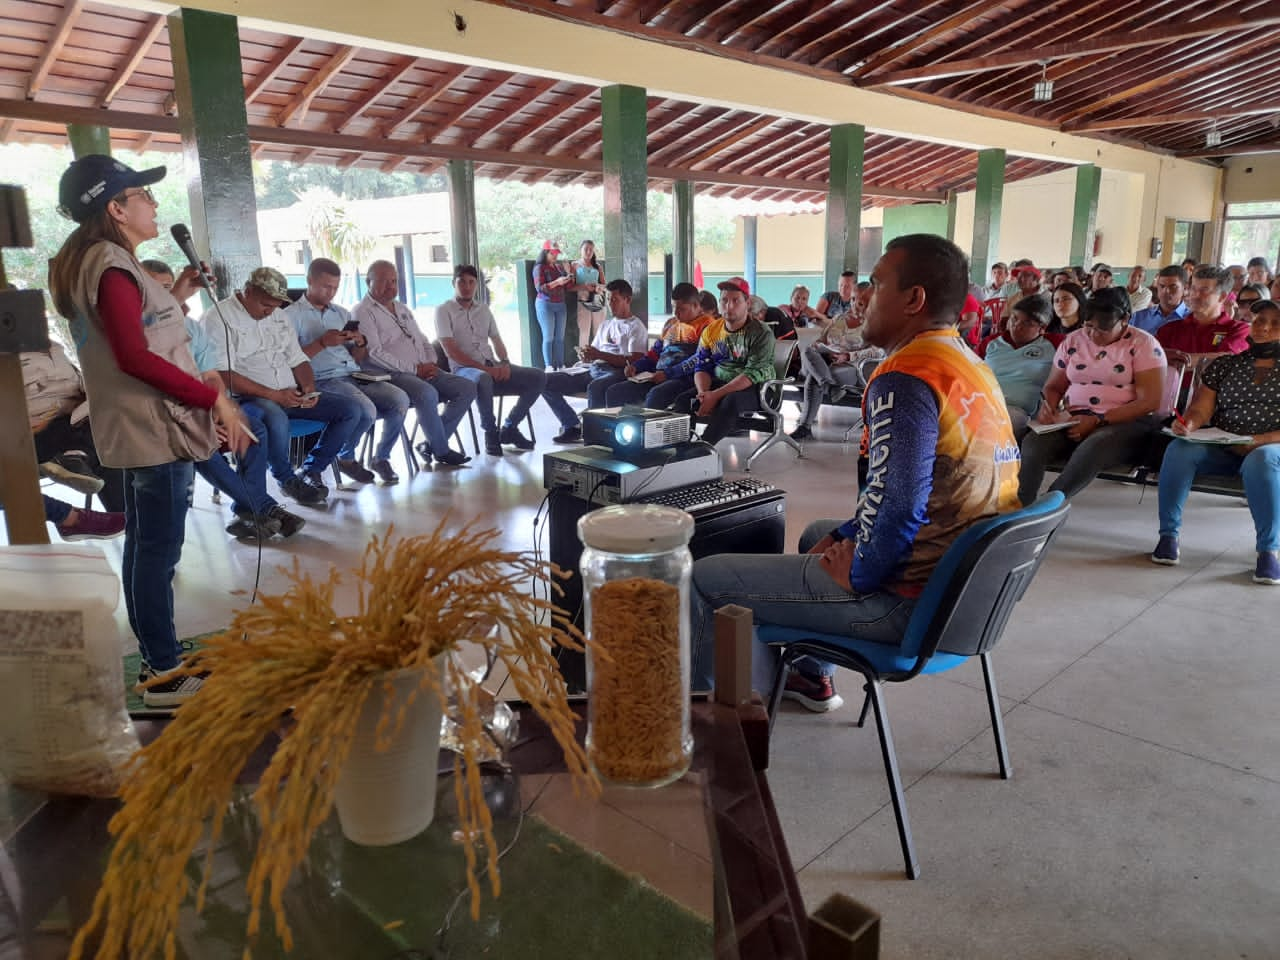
top-left (377, 63), bottom-right (469, 138)
top-left (648, 109), bottom-right (746, 164)
top-left (503, 93), bottom-right (591, 150)
top-left (668, 0), bottom-right (733, 35)
top-left (687, 116), bottom-right (781, 169)
top-left (337, 153), bottom-right (362, 169)
top-left (27, 0), bottom-right (84, 100)
top-left (0, 119), bottom-right (14, 142)
top-left (245, 36), bottom-right (305, 104)
top-left (1068, 100), bottom-right (1280, 132)
top-left (99, 14), bottom-right (166, 108)
top-left (636, 1), bottom-right (684, 26)
top-left (479, 77), bottom-right (560, 145)
top-left (865, 13), bottom-right (1280, 86)
top-left (274, 45), bottom-right (357, 126)
top-left (417, 72), bottom-right (512, 142)
top-left (715, 3), bottom-right (793, 44)
top-left (846, 0), bottom-right (1011, 79)
top-left (334, 56), bottom-right (420, 133)
top-left (756, 0), bottom-right (835, 57)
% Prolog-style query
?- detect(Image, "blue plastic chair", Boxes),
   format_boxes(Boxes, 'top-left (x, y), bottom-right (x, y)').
top-left (288, 419), bottom-right (343, 490)
top-left (758, 492), bottom-right (1071, 879)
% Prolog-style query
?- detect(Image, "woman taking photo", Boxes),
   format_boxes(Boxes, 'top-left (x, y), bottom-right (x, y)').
top-left (532, 239), bottom-right (571, 369)
top-left (49, 155), bottom-right (249, 708)
top-left (1017, 287), bottom-right (1167, 506)
top-left (572, 239), bottom-right (606, 353)
top-left (1151, 299), bottom-right (1280, 584)
top-left (1048, 281), bottom-right (1087, 334)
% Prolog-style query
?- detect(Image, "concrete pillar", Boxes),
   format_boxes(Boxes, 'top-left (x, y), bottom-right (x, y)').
top-left (824, 123), bottom-right (865, 290)
top-left (167, 7), bottom-right (261, 298)
top-left (400, 233), bottom-right (417, 308)
top-left (1070, 163), bottom-right (1102, 268)
top-left (447, 158), bottom-right (479, 271)
top-left (970, 148), bottom-right (1006, 286)
top-left (601, 84), bottom-right (648, 320)
top-left (743, 215), bottom-right (758, 296)
top-left (672, 179), bottom-right (694, 286)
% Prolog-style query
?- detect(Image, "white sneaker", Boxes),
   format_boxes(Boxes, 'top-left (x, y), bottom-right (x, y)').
top-left (141, 669), bottom-right (205, 708)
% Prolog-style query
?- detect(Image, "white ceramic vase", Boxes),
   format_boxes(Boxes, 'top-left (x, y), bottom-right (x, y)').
top-left (333, 660), bottom-right (444, 846)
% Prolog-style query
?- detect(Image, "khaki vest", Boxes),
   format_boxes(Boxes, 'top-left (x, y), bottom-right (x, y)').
top-left (67, 241), bottom-right (217, 468)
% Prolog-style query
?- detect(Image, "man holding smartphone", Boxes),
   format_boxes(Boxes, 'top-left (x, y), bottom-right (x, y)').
top-left (202, 267), bottom-right (362, 504)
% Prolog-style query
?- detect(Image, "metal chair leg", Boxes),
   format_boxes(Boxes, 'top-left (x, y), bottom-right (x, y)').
top-left (867, 679), bottom-right (920, 879)
top-left (980, 652), bottom-right (1012, 780)
top-left (766, 653), bottom-right (789, 734)
top-left (855, 688), bottom-right (872, 728)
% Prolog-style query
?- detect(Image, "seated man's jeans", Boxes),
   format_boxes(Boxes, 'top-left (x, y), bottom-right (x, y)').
top-left (683, 382), bottom-right (762, 446)
top-left (542, 367), bottom-right (623, 428)
top-left (41, 494), bottom-right (72, 525)
top-left (690, 519), bottom-right (916, 692)
top-left (122, 460), bottom-right (194, 672)
top-left (384, 370), bottom-right (477, 456)
top-left (454, 363), bottom-right (547, 433)
top-left (243, 394), bottom-right (362, 481)
top-left (194, 408), bottom-right (276, 517)
top-left (318, 377), bottom-right (410, 461)
top-left (640, 375), bottom-right (695, 411)
top-left (1158, 439), bottom-right (1280, 553)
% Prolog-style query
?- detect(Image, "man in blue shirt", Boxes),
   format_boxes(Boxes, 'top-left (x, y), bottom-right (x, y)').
top-left (284, 259), bottom-right (410, 487)
top-left (1131, 265), bottom-right (1190, 334)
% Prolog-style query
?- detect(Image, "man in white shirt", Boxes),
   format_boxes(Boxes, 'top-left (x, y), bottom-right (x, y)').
top-left (202, 267), bottom-right (360, 505)
top-left (284, 258), bottom-right (411, 486)
top-left (352, 260), bottom-right (476, 467)
top-left (435, 264), bottom-right (548, 456)
top-left (542, 278), bottom-right (650, 443)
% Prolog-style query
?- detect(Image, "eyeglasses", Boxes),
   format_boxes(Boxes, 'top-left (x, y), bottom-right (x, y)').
top-left (117, 187), bottom-right (156, 205)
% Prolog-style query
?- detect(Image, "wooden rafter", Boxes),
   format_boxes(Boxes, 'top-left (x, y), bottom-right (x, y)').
top-left (502, 92), bottom-right (590, 150)
top-left (245, 37), bottom-right (306, 104)
top-left (795, 1), bottom-right (944, 68)
top-left (294, 147), bottom-right (315, 164)
top-left (846, 0), bottom-right (1010, 78)
top-left (715, 2), bottom-right (792, 44)
top-left (416, 72), bottom-right (511, 142)
top-left (646, 108), bottom-right (733, 163)
top-left (133, 131), bottom-right (152, 152)
top-left (479, 77), bottom-right (560, 145)
top-left (0, 119), bottom-right (14, 142)
top-left (1068, 100), bottom-right (1280, 132)
top-left (650, 111), bottom-right (762, 164)
top-left (27, 0), bottom-right (83, 99)
top-left (668, 0), bottom-right (731, 35)
top-left (688, 116), bottom-right (778, 169)
top-left (637, 1), bottom-right (683, 25)
top-left (756, 0), bottom-right (834, 57)
top-left (866, 14), bottom-right (1280, 86)
top-left (337, 153), bottom-right (361, 169)
top-left (377, 63), bottom-right (469, 138)
top-left (98, 14), bottom-right (165, 108)
top-left (274, 45), bottom-right (357, 126)
top-left (381, 156), bottom-right (405, 172)
top-left (334, 56), bottom-right (420, 133)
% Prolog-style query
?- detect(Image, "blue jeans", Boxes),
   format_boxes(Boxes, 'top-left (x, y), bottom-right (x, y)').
top-left (41, 495), bottom-right (72, 525)
top-left (541, 369), bottom-right (603, 429)
top-left (690, 519), bottom-right (916, 691)
top-left (244, 395), bottom-right (362, 481)
top-left (317, 378), bottom-right (409, 461)
top-left (455, 363), bottom-right (547, 433)
top-left (1158, 440), bottom-right (1280, 552)
top-left (535, 299), bottom-right (567, 368)
top-left (644, 375), bottom-right (697, 410)
top-left (194, 409), bottom-right (276, 516)
top-left (586, 370), bottom-right (627, 408)
top-left (123, 461), bottom-right (194, 672)
top-left (385, 370), bottom-right (477, 456)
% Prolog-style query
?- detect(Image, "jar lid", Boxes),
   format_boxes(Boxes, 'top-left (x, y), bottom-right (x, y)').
top-left (578, 504), bottom-right (694, 554)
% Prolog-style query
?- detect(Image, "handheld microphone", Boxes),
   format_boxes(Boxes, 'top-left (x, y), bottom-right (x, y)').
top-left (170, 223), bottom-right (213, 290)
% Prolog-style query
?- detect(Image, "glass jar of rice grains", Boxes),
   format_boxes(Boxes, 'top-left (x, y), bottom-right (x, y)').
top-left (578, 504), bottom-right (694, 788)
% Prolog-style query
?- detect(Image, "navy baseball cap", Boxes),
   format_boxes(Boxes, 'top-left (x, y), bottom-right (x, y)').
top-left (58, 154), bottom-right (166, 223)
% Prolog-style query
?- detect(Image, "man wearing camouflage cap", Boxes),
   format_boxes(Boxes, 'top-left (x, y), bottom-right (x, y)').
top-left (201, 267), bottom-right (362, 505)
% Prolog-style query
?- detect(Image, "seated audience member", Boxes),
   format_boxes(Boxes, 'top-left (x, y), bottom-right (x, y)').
top-left (352, 260), bottom-right (476, 468)
top-left (1048, 281), bottom-right (1086, 335)
top-left (1018, 288), bottom-right (1167, 505)
top-left (779, 284), bottom-right (825, 330)
top-left (1181, 258), bottom-right (1198, 283)
top-left (1126, 265), bottom-right (1153, 312)
top-left (1049, 269), bottom-right (1074, 291)
top-left (998, 263), bottom-right (1044, 330)
top-left (143, 260), bottom-right (302, 539)
top-left (435, 265), bottom-right (547, 456)
top-left (698, 289), bottom-right (720, 319)
top-left (1152, 299), bottom-right (1280, 584)
top-left (984, 262), bottom-right (1009, 299)
top-left (542, 279), bottom-right (649, 442)
top-left (22, 340), bottom-right (124, 511)
top-left (608, 282), bottom-right (707, 407)
top-left (1246, 256), bottom-right (1273, 288)
top-left (33, 494), bottom-right (124, 541)
top-left (1090, 264), bottom-right (1114, 291)
top-left (1228, 264), bottom-right (1246, 295)
top-left (285, 258), bottom-right (410, 485)
top-left (960, 286), bottom-right (983, 346)
top-left (816, 270), bottom-right (856, 320)
top-left (752, 294), bottom-right (794, 340)
top-left (1156, 266), bottom-right (1250, 369)
top-left (1132, 265), bottom-right (1190, 334)
top-left (790, 301), bottom-right (885, 441)
top-left (688, 235), bottom-right (1020, 708)
top-left (680, 278), bottom-right (776, 447)
top-left (979, 294), bottom-right (1062, 439)
top-left (1272, 276), bottom-right (1280, 301)
top-left (204, 268), bottom-right (360, 504)
top-left (1235, 283), bottom-right (1269, 322)
top-left (642, 284), bottom-right (736, 411)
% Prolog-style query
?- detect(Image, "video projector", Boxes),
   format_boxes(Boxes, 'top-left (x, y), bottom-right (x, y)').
top-left (581, 407), bottom-right (691, 454)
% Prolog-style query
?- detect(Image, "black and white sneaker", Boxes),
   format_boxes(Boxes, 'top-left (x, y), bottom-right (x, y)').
top-left (266, 504), bottom-right (307, 538)
top-left (141, 669), bottom-right (206, 708)
top-left (40, 451), bottom-right (104, 495)
top-left (280, 473), bottom-right (326, 505)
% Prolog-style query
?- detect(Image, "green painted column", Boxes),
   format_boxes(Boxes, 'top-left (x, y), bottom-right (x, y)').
top-left (945, 193), bottom-right (958, 242)
top-left (167, 8), bottom-right (261, 299)
top-left (672, 179), bottom-right (694, 286)
top-left (1070, 163), bottom-right (1102, 268)
top-left (66, 124), bottom-right (111, 158)
top-left (970, 148), bottom-right (1006, 286)
top-left (824, 123), bottom-right (864, 290)
top-left (515, 257), bottom-right (538, 367)
top-left (601, 84), bottom-right (648, 320)
top-left (743, 216), bottom-right (758, 295)
top-left (447, 159), bottom-right (479, 270)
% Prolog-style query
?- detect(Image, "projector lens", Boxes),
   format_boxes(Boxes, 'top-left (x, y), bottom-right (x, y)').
top-left (616, 422), bottom-right (638, 445)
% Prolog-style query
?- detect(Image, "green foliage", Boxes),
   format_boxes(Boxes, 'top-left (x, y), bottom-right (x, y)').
top-left (253, 159), bottom-right (446, 210)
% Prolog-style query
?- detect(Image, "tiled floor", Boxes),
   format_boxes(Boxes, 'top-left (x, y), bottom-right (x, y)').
top-left (33, 398), bottom-right (1280, 958)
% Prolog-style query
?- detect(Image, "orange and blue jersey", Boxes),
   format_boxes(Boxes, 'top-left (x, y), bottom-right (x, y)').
top-left (840, 327), bottom-right (1020, 597)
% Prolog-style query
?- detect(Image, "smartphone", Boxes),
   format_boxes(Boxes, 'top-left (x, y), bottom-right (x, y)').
top-left (342, 320), bottom-right (360, 332)
top-left (300, 391), bottom-right (323, 401)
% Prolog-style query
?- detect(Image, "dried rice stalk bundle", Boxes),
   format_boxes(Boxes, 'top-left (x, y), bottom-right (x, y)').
top-left (587, 577), bottom-right (687, 783)
top-left (70, 520), bottom-right (596, 960)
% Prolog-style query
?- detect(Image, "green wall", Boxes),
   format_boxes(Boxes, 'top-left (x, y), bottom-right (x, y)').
top-left (882, 205), bottom-right (951, 249)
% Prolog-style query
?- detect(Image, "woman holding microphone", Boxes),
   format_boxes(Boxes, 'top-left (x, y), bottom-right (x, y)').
top-left (49, 155), bottom-right (250, 708)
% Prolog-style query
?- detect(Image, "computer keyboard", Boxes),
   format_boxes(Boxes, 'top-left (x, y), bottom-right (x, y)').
top-left (634, 477), bottom-right (780, 514)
